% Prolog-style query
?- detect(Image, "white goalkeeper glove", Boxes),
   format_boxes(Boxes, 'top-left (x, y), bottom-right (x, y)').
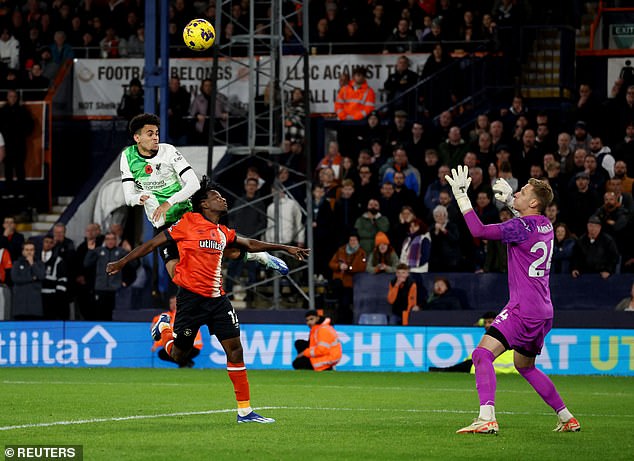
top-left (492, 178), bottom-right (520, 217)
top-left (445, 165), bottom-right (472, 213)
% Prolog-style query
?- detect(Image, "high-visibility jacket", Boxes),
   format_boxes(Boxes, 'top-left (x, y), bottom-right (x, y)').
top-left (303, 318), bottom-right (342, 371)
top-left (151, 310), bottom-right (203, 351)
top-left (335, 81), bottom-right (376, 120)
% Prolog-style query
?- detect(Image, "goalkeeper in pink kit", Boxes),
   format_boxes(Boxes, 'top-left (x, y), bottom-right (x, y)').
top-left (446, 166), bottom-right (580, 435)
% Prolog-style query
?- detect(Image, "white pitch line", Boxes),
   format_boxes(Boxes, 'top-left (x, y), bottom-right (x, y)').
top-left (2, 406), bottom-right (634, 432)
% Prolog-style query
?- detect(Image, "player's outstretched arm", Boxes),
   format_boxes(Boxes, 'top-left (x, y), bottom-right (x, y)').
top-left (234, 236), bottom-right (310, 261)
top-left (106, 232), bottom-right (168, 275)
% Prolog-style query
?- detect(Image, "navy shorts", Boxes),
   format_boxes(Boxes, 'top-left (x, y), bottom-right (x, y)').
top-left (173, 287), bottom-right (240, 350)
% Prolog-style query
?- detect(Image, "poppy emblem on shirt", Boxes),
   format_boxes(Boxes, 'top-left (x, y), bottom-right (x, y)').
top-left (145, 165), bottom-right (153, 174)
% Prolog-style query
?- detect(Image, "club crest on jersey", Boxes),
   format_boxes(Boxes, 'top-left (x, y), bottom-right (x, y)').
top-left (144, 164), bottom-right (153, 174)
top-left (155, 163), bottom-right (161, 172)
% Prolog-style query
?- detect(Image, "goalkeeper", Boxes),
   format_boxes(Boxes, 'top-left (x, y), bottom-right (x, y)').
top-left (119, 113), bottom-right (288, 280)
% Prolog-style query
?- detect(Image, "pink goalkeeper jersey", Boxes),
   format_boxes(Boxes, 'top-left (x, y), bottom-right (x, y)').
top-left (464, 211), bottom-right (554, 320)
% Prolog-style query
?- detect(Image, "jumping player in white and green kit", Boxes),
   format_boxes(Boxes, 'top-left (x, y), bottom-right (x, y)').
top-left (119, 113), bottom-right (289, 279)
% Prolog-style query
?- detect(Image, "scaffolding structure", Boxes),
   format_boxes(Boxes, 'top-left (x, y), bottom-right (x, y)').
top-left (207, 0), bottom-right (314, 309)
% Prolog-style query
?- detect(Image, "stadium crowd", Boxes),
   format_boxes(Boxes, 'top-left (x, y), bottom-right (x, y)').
top-left (1, 1), bottom-right (633, 323)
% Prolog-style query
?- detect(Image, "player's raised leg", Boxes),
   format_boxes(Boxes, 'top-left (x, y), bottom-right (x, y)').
top-left (514, 351), bottom-right (580, 432)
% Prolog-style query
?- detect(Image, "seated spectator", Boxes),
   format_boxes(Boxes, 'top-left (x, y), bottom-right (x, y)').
top-left (385, 110), bottom-right (411, 148)
top-left (11, 241), bottom-right (45, 320)
top-left (614, 160), bottom-right (634, 195)
top-left (379, 146), bottom-right (422, 196)
top-left (399, 218), bottom-right (431, 273)
top-left (127, 26), bottom-right (145, 58)
top-left (383, 18), bottom-right (418, 54)
top-left (615, 282), bottom-right (634, 311)
top-left (366, 232), bottom-right (399, 274)
top-left (22, 62), bottom-right (49, 100)
top-left (426, 276), bottom-right (462, 310)
top-left (571, 216), bottom-right (620, 279)
top-left (387, 263), bottom-right (420, 325)
top-left (354, 198), bottom-right (390, 255)
top-left (293, 309), bottom-right (342, 370)
top-left (50, 31), bottom-right (74, 64)
top-left (606, 177), bottom-right (634, 212)
top-left (570, 120), bottom-right (591, 153)
top-left (328, 231), bottom-right (367, 324)
top-left (552, 223), bottom-right (576, 274)
top-left (100, 26), bottom-right (127, 58)
top-left (152, 296), bottom-right (203, 367)
top-left (593, 191), bottom-right (630, 254)
top-left (334, 66), bottom-right (376, 120)
top-left (429, 205), bottom-right (462, 272)
top-left (166, 76), bottom-right (190, 145)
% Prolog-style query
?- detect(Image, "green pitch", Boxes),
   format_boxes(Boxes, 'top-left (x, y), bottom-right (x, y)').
top-left (1, 368), bottom-right (633, 461)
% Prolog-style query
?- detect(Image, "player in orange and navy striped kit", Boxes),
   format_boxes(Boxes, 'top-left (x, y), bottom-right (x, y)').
top-left (107, 177), bottom-right (310, 424)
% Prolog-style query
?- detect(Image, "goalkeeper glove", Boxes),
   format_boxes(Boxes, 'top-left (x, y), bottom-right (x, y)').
top-left (445, 165), bottom-right (472, 213)
top-left (492, 178), bottom-right (520, 217)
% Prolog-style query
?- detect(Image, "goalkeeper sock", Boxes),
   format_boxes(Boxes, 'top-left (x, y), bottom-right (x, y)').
top-left (517, 365), bottom-right (565, 413)
top-left (472, 347), bottom-right (496, 409)
top-left (557, 407), bottom-right (573, 423)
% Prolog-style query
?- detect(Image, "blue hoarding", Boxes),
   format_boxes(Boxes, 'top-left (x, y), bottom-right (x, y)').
top-left (0, 322), bottom-right (632, 375)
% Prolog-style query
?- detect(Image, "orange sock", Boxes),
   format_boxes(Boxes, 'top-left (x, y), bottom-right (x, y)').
top-left (227, 361), bottom-right (250, 407)
top-left (160, 327), bottom-right (174, 356)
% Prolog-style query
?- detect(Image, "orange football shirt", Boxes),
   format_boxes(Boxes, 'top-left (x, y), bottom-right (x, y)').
top-left (165, 212), bottom-right (236, 298)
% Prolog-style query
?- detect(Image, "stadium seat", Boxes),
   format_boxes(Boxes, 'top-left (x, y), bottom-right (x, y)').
top-left (358, 313), bottom-right (388, 325)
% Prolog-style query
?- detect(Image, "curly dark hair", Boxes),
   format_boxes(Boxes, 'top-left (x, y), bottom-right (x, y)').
top-left (190, 175), bottom-right (215, 213)
top-left (129, 113), bottom-right (160, 137)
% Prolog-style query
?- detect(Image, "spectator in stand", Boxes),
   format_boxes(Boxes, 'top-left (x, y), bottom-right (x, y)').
top-left (318, 166), bottom-right (340, 211)
top-left (431, 110), bottom-right (453, 147)
top-left (364, 2), bottom-right (390, 52)
top-left (399, 218), bottom-right (431, 273)
top-left (420, 43), bottom-right (454, 116)
top-left (356, 111), bottom-right (385, 150)
top-left (22, 62), bottom-right (49, 100)
top-left (556, 132), bottom-right (576, 175)
top-left (316, 141), bottom-right (343, 180)
top-left (615, 282), bottom-right (634, 311)
top-left (405, 121), bottom-right (434, 170)
top-left (571, 216), bottom-right (620, 279)
top-left (500, 95), bottom-right (527, 135)
top-left (552, 223), bottom-right (576, 275)
top-left (50, 30), bottom-right (74, 64)
top-left (426, 276), bottom-right (462, 310)
top-left (593, 191), bottom-right (630, 255)
top-left (474, 132), bottom-right (494, 167)
top-left (419, 148), bottom-right (440, 196)
top-left (383, 18), bottom-right (418, 54)
top-left (0, 27), bottom-right (20, 74)
top-left (328, 230), bottom-right (366, 324)
top-left (511, 128), bottom-right (542, 186)
top-left (489, 120), bottom-right (507, 154)
top-left (392, 170), bottom-right (418, 213)
top-left (284, 88), bottom-right (306, 145)
top-left (387, 263), bottom-right (420, 325)
top-left (166, 76), bottom-right (190, 145)
top-left (573, 83), bottom-right (602, 136)
top-left (74, 222), bottom-right (104, 320)
top-left (429, 204), bottom-right (462, 272)
top-left (84, 231), bottom-right (130, 320)
top-left (536, 123), bottom-right (557, 155)
top-left (570, 121), bottom-right (592, 153)
top-left (383, 55), bottom-right (419, 118)
top-left (563, 171), bottom-right (602, 237)
top-left (583, 153), bottom-right (609, 193)
top-left (606, 177), bottom-right (634, 212)
top-left (311, 184), bottom-right (336, 279)
top-left (589, 136), bottom-right (616, 179)
top-left (0, 239), bottom-right (11, 285)
top-left (614, 160), bottom-right (634, 194)
top-left (11, 241), bottom-right (45, 320)
top-left (467, 167), bottom-right (491, 204)
top-left (100, 25), bottom-right (127, 58)
top-left (469, 114), bottom-right (491, 143)
top-left (385, 110), bottom-right (411, 148)
top-left (439, 126), bottom-right (469, 168)
top-left (0, 90), bottom-right (34, 197)
top-left (310, 18), bottom-right (331, 55)
top-left (545, 202), bottom-right (561, 227)
top-left (420, 19), bottom-right (444, 48)
top-left (1, 215), bottom-right (25, 262)
top-left (293, 309), bottom-right (342, 371)
top-left (391, 205), bottom-right (416, 256)
top-left (152, 295), bottom-right (203, 367)
top-left (333, 179), bottom-right (362, 245)
top-left (51, 222), bottom-right (75, 264)
top-left (40, 234), bottom-right (68, 320)
top-left (354, 198), bottom-right (390, 255)
top-left (127, 25), bottom-right (145, 58)
top-left (117, 77), bottom-right (144, 121)
top-left (334, 66), bottom-right (376, 120)
top-left (379, 146), bottom-right (422, 196)
top-left (424, 164), bottom-right (452, 211)
top-left (366, 231), bottom-right (399, 275)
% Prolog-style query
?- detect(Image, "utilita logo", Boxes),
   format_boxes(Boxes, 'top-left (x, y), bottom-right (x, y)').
top-left (0, 325), bottom-right (118, 366)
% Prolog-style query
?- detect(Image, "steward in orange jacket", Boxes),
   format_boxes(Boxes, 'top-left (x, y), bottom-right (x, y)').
top-left (334, 67), bottom-right (376, 120)
top-left (293, 310), bottom-right (342, 371)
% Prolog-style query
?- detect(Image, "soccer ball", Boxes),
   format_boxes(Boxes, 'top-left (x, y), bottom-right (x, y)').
top-left (183, 19), bottom-right (216, 51)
